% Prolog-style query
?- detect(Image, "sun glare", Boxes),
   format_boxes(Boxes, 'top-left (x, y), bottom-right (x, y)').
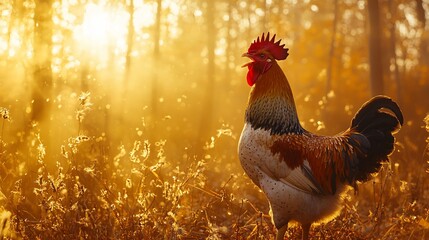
top-left (73, 3), bottom-right (128, 55)
top-left (7, 30), bottom-right (20, 57)
top-left (134, 1), bottom-right (156, 28)
top-left (81, 4), bottom-right (112, 44)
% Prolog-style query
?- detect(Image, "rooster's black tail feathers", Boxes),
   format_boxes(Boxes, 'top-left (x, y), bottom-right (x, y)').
top-left (350, 95), bottom-right (403, 182)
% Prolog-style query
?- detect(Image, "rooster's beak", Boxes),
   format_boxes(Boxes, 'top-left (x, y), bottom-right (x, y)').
top-left (242, 53), bottom-right (253, 68)
top-left (241, 53), bottom-right (250, 58)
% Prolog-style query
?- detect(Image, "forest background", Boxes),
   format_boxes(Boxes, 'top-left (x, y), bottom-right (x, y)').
top-left (0, 0), bottom-right (429, 239)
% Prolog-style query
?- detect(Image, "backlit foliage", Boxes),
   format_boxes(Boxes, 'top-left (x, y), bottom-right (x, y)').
top-left (0, 0), bottom-right (428, 239)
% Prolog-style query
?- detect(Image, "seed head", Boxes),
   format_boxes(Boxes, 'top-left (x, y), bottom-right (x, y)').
top-left (0, 107), bottom-right (10, 120)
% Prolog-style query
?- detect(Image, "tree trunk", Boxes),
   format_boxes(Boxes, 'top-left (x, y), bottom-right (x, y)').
top-left (415, 0), bottom-right (428, 66)
top-left (198, 0), bottom-right (216, 145)
top-left (151, 0), bottom-right (162, 121)
top-left (32, 0), bottom-right (53, 124)
top-left (262, 0), bottom-right (268, 30)
top-left (116, 0), bottom-right (135, 141)
top-left (326, 0), bottom-right (339, 95)
top-left (387, 0), bottom-right (401, 103)
top-left (124, 0), bottom-right (135, 89)
top-left (367, 0), bottom-right (384, 96)
top-left (224, 0), bottom-right (236, 84)
top-left (246, 0), bottom-right (252, 40)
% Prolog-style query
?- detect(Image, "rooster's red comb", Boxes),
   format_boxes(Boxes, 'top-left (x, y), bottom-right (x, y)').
top-left (248, 32), bottom-right (289, 60)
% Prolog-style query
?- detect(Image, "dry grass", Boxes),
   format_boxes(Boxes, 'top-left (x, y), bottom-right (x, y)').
top-left (0, 99), bottom-right (428, 239)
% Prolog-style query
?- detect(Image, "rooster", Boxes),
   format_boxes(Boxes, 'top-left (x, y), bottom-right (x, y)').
top-left (238, 33), bottom-right (403, 240)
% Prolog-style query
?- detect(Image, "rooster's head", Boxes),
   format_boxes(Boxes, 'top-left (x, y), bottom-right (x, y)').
top-left (242, 33), bottom-right (289, 86)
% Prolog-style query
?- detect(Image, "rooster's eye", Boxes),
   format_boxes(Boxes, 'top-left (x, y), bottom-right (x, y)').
top-left (259, 54), bottom-right (265, 58)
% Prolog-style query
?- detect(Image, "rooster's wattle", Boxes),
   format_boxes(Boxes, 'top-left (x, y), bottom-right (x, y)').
top-left (238, 33), bottom-right (403, 240)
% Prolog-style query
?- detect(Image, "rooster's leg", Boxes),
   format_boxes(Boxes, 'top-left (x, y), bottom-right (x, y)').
top-left (302, 223), bottom-right (311, 240)
top-left (276, 224), bottom-right (288, 240)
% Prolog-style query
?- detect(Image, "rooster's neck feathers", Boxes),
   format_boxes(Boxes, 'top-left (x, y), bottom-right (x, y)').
top-left (245, 98), bottom-right (303, 135)
top-left (245, 62), bottom-right (303, 135)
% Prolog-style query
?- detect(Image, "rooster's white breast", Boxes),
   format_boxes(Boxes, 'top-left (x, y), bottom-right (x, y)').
top-left (238, 123), bottom-right (348, 228)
